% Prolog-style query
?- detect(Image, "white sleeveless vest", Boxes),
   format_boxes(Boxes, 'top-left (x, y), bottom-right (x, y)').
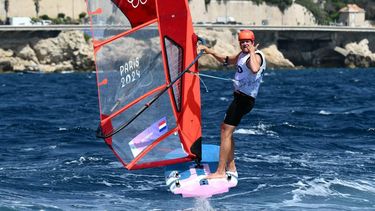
top-left (234, 50), bottom-right (266, 98)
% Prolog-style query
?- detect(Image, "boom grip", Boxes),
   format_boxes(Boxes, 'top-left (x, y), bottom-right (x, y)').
top-left (197, 36), bottom-right (206, 46)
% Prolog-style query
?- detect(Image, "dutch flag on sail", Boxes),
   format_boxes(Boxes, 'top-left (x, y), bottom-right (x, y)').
top-left (158, 119), bottom-right (167, 132)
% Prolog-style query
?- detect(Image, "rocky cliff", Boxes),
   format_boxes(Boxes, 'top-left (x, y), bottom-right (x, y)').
top-left (335, 39), bottom-right (375, 68)
top-left (0, 31), bottom-right (94, 73)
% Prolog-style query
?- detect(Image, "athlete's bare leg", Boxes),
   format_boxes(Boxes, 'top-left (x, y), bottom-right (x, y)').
top-left (206, 123), bottom-right (236, 179)
top-left (227, 137), bottom-right (236, 172)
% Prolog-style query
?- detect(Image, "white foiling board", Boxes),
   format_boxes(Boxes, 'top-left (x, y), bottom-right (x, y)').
top-left (164, 144), bottom-right (238, 198)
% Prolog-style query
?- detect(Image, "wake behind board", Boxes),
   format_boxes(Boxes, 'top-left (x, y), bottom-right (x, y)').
top-left (164, 144), bottom-right (238, 198)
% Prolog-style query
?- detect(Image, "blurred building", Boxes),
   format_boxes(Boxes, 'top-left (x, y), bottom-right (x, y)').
top-left (0, 0), bottom-right (87, 20)
top-left (339, 4), bottom-right (366, 27)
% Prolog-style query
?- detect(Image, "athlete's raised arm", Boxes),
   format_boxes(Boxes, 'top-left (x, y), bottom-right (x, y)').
top-left (197, 45), bottom-right (239, 66)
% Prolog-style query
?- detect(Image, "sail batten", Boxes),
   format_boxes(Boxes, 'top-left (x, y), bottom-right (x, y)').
top-left (93, 18), bottom-right (158, 49)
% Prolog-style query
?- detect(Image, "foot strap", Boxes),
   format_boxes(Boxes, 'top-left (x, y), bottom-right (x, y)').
top-left (226, 171), bottom-right (238, 181)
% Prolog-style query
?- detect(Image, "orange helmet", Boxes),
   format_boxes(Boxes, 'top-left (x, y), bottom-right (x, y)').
top-left (238, 30), bottom-right (255, 42)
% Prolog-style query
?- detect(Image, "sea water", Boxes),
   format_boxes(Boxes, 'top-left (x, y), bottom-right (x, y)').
top-left (0, 68), bottom-right (374, 210)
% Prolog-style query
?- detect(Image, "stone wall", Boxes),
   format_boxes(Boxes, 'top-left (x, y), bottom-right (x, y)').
top-left (189, 0), bottom-right (317, 26)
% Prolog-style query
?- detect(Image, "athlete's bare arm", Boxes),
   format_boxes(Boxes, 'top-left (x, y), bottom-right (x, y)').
top-left (198, 45), bottom-right (240, 65)
top-left (245, 44), bottom-right (262, 74)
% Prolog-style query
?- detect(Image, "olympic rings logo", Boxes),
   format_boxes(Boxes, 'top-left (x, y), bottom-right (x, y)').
top-left (128, 0), bottom-right (147, 8)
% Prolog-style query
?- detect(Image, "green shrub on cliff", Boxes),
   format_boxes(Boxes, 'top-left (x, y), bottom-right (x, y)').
top-left (39, 14), bottom-right (50, 20)
top-left (265, 0), bottom-right (293, 12)
top-left (295, 0), bottom-right (328, 24)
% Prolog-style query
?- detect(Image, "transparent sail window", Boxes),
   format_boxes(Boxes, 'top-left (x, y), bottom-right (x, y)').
top-left (95, 25), bottom-right (164, 117)
top-left (87, 0), bottom-right (131, 40)
top-left (111, 92), bottom-right (179, 164)
top-left (164, 37), bottom-right (183, 112)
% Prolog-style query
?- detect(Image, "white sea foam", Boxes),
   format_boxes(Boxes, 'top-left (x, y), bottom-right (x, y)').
top-left (284, 177), bottom-right (375, 205)
top-left (264, 72), bottom-right (275, 76)
top-left (282, 122), bottom-right (296, 128)
top-left (193, 198), bottom-right (215, 211)
top-left (64, 160), bottom-right (79, 165)
top-left (319, 110), bottom-right (332, 115)
top-left (48, 145), bottom-right (57, 149)
top-left (345, 150), bottom-right (362, 155)
top-left (334, 179), bottom-right (375, 193)
top-left (99, 180), bottom-right (113, 187)
top-left (62, 175), bottom-right (83, 181)
top-left (65, 156), bottom-right (103, 165)
top-left (219, 97), bottom-right (229, 102)
top-left (126, 184), bottom-right (154, 191)
top-left (292, 178), bottom-right (336, 197)
top-left (108, 161), bottom-right (123, 168)
top-left (213, 183), bottom-right (271, 201)
top-left (119, 172), bottom-right (161, 179)
top-left (61, 70), bottom-right (74, 74)
top-left (78, 156), bottom-right (86, 164)
top-left (235, 128), bottom-right (261, 135)
top-left (254, 183), bottom-right (267, 191)
top-left (267, 155), bottom-right (293, 163)
top-left (22, 148), bottom-right (35, 152)
top-left (234, 123), bottom-right (278, 137)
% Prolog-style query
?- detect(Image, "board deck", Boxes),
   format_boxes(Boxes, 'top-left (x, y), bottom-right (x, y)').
top-left (164, 144), bottom-right (238, 198)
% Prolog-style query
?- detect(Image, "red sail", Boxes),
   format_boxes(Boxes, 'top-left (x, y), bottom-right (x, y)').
top-left (111, 0), bottom-right (157, 28)
top-left (86, 0), bottom-right (201, 170)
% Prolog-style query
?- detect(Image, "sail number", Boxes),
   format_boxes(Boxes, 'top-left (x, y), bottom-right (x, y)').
top-left (120, 57), bottom-right (141, 88)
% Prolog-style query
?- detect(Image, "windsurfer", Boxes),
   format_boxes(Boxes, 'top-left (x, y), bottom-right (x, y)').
top-left (198, 30), bottom-right (266, 179)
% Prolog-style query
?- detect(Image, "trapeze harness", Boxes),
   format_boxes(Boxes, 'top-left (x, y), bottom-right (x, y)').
top-left (223, 50), bottom-right (266, 126)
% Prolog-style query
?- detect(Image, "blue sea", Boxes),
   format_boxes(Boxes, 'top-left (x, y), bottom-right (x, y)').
top-left (1, 68), bottom-right (374, 210)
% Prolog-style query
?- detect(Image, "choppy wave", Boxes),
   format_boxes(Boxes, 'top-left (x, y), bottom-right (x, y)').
top-left (64, 156), bottom-right (104, 166)
top-left (319, 110), bottom-right (332, 115)
top-left (235, 123), bottom-right (278, 137)
top-left (284, 177), bottom-right (375, 205)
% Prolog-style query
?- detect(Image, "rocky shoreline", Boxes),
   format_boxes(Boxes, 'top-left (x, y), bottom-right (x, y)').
top-left (0, 29), bottom-right (374, 73)
top-left (0, 31), bottom-right (94, 73)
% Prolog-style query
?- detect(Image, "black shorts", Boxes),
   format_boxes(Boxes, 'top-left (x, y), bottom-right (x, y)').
top-left (223, 92), bottom-right (255, 126)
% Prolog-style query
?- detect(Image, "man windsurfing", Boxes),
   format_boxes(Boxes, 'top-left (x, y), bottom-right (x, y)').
top-left (198, 30), bottom-right (266, 179)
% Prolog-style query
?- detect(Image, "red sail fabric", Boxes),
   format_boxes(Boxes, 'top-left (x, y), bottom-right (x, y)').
top-left (156, 0), bottom-right (202, 164)
top-left (111, 0), bottom-right (157, 28)
top-left (87, 0), bottom-right (201, 170)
